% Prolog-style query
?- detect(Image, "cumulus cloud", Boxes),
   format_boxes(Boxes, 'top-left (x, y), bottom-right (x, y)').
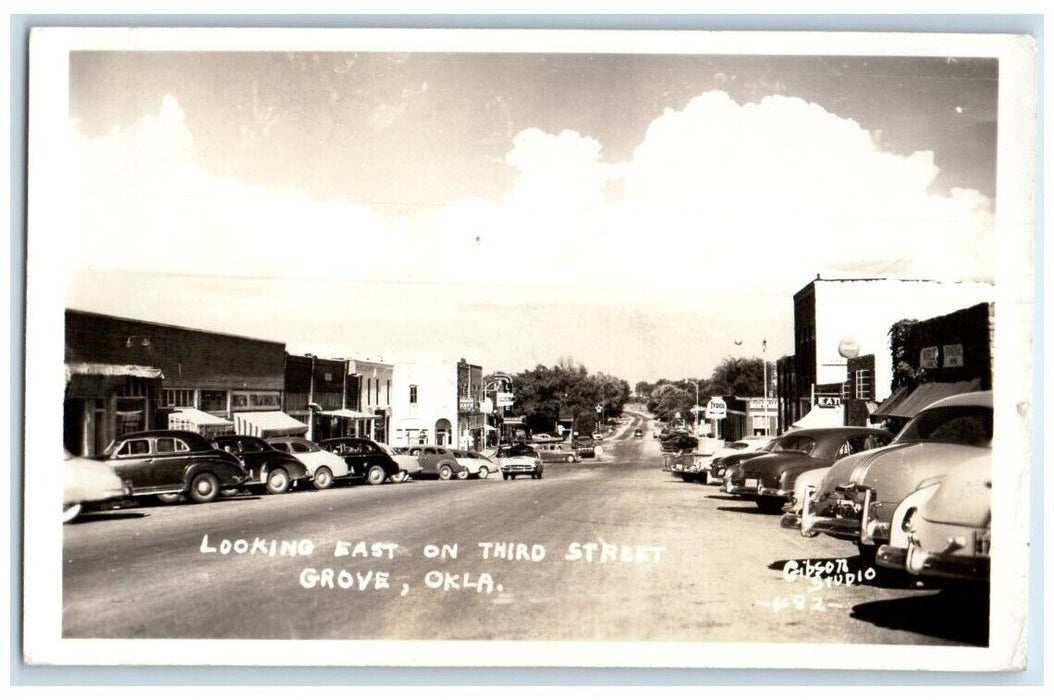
top-left (67, 91), bottom-right (994, 297)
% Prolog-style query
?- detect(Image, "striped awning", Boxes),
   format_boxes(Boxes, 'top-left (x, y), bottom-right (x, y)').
top-left (878, 379), bottom-right (983, 420)
top-left (64, 362), bottom-right (164, 382)
top-left (321, 408), bottom-right (376, 419)
top-left (233, 411), bottom-right (308, 437)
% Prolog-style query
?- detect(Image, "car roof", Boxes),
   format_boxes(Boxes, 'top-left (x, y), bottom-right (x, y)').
top-left (779, 426), bottom-right (890, 439)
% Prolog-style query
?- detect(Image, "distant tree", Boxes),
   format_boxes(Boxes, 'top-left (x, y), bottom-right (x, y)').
top-left (510, 360), bottom-right (631, 435)
top-left (708, 356), bottom-right (771, 397)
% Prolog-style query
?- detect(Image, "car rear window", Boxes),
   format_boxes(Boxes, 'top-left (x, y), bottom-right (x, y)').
top-left (898, 406), bottom-right (992, 447)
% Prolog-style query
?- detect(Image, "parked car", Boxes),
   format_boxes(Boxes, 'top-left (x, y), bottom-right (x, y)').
top-left (723, 427), bottom-right (894, 512)
top-left (449, 449), bottom-right (499, 479)
top-left (876, 454), bottom-right (991, 584)
top-left (660, 432), bottom-right (698, 453)
top-left (211, 435), bottom-right (311, 495)
top-left (63, 450), bottom-right (132, 522)
top-left (665, 451), bottom-right (709, 482)
top-left (537, 443), bottom-right (581, 463)
top-left (573, 436), bottom-right (597, 458)
top-left (266, 436), bottom-right (350, 490)
top-left (102, 430), bottom-right (247, 504)
top-left (707, 439), bottom-right (779, 483)
top-left (778, 465), bottom-right (834, 531)
top-left (530, 432), bottom-right (564, 444)
top-left (496, 443), bottom-right (544, 480)
top-left (702, 436), bottom-right (773, 484)
top-left (591, 431), bottom-right (605, 441)
top-left (398, 444), bottom-right (464, 480)
top-left (801, 390), bottom-right (992, 559)
top-left (319, 437), bottom-right (407, 484)
top-left (633, 429), bottom-right (644, 438)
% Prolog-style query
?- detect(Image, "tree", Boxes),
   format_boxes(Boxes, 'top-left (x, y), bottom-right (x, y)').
top-left (510, 360), bottom-right (631, 436)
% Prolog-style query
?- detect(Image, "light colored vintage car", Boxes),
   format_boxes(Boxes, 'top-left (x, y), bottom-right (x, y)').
top-left (537, 443), bottom-right (581, 463)
top-left (875, 456), bottom-right (991, 583)
top-left (63, 450), bottom-right (132, 523)
top-left (802, 390), bottom-right (992, 559)
top-left (496, 443), bottom-right (544, 480)
top-left (449, 449), bottom-right (499, 479)
top-left (266, 436), bottom-right (351, 489)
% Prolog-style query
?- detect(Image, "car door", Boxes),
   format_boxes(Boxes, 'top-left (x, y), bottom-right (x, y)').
top-left (150, 435), bottom-right (194, 490)
top-left (107, 437), bottom-right (157, 491)
top-left (341, 440), bottom-right (367, 478)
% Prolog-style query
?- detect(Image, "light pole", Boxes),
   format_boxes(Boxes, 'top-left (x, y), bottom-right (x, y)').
top-left (762, 339), bottom-right (769, 435)
top-left (685, 380), bottom-right (700, 435)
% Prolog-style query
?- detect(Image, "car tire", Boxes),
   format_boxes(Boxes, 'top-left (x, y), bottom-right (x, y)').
top-left (312, 467), bottom-right (334, 490)
top-left (566, 455), bottom-right (575, 463)
top-left (265, 468), bottom-right (290, 495)
top-left (188, 473), bottom-right (220, 503)
top-left (455, 467), bottom-right (469, 480)
top-left (156, 493), bottom-right (183, 505)
top-left (478, 466), bottom-right (489, 479)
top-left (390, 470), bottom-right (408, 483)
top-left (755, 497), bottom-right (784, 514)
top-left (62, 503), bottom-right (82, 523)
top-left (366, 465), bottom-right (386, 485)
top-left (503, 474), bottom-right (510, 480)
top-left (438, 465), bottom-right (453, 481)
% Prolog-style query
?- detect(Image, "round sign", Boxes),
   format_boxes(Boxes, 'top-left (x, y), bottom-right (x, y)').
top-left (838, 337), bottom-right (860, 359)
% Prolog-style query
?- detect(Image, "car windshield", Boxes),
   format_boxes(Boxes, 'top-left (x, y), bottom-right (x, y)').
top-left (771, 435), bottom-right (816, 454)
top-left (896, 406), bottom-right (993, 447)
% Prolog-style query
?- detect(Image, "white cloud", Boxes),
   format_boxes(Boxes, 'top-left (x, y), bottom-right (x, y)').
top-left (67, 90), bottom-right (994, 299)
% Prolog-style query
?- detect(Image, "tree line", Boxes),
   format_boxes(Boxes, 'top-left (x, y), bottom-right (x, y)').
top-left (634, 356), bottom-right (774, 426)
top-left (509, 358), bottom-right (632, 436)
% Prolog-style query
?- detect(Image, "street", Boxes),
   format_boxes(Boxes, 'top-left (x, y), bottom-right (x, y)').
top-left (62, 413), bottom-right (987, 646)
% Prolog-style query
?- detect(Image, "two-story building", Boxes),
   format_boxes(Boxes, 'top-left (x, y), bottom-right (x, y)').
top-left (390, 358), bottom-right (485, 449)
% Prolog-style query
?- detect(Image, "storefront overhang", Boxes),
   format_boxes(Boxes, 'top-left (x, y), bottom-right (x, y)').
top-left (233, 411), bottom-right (308, 437)
top-left (789, 406), bottom-right (844, 431)
top-left (502, 417), bottom-right (526, 426)
top-left (321, 409), bottom-right (376, 420)
top-left (169, 408), bottom-right (235, 437)
top-left (64, 362), bottom-right (164, 398)
top-left (878, 379), bottom-right (982, 420)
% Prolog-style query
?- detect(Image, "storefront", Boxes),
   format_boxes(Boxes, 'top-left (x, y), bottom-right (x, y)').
top-left (167, 407), bottom-right (234, 439)
top-left (63, 362), bottom-right (163, 456)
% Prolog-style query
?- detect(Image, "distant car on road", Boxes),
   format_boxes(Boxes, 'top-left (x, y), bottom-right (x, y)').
top-left (63, 450), bottom-right (132, 523)
top-left (496, 443), bottom-right (544, 480)
top-left (211, 435), bottom-right (311, 495)
top-left (633, 428), bottom-right (644, 438)
top-left (660, 432), bottom-right (699, 453)
top-left (102, 430), bottom-right (247, 505)
top-left (530, 433), bottom-right (563, 444)
top-left (266, 436), bottom-right (350, 490)
top-left (591, 431), bottom-right (604, 441)
top-left (400, 444), bottom-right (464, 480)
top-left (573, 436), bottom-right (597, 458)
top-left (537, 443), bottom-right (581, 463)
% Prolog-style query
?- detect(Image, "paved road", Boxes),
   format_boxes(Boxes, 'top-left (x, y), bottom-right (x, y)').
top-left (62, 412), bottom-right (987, 646)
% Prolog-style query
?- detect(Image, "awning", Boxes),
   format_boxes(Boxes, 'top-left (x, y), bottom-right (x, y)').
top-left (790, 406), bottom-right (844, 430)
top-left (503, 417), bottom-right (527, 426)
top-left (879, 379), bottom-right (982, 420)
top-left (169, 408), bottom-right (235, 438)
top-left (233, 411), bottom-right (308, 437)
top-left (64, 362), bottom-right (165, 381)
top-left (870, 385), bottom-right (911, 420)
top-left (321, 409), bottom-right (376, 420)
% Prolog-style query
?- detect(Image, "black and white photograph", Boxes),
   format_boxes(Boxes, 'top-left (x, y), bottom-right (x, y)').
top-left (21, 25), bottom-right (1037, 673)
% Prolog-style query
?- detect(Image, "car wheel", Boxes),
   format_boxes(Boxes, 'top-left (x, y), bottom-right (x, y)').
top-left (680, 474), bottom-right (695, 483)
top-left (455, 467), bottom-right (469, 480)
top-left (312, 467), bottom-right (333, 490)
top-left (503, 474), bottom-right (510, 480)
top-left (755, 497), bottom-right (784, 514)
top-left (390, 470), bottom-right (408, 483)
top-left (188, 473), bottom-right (220, 503)
top-left (566, 455), bottom-right (575, 463)
top-left (438, 465), bottom-right (453, 481)
top-left (366, 465), bottom-right (386, 485)
top-left (62, 503), bottom-right (82, 524)
top-left (478, 466), bottom-right (489, 479)
top-left (156, 493), bottom-right (183, 505)
top-left (265, 468), bottom-right (290, 495)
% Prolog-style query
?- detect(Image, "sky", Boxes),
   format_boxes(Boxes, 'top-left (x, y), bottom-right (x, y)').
top-left (61, 45), bottom-right (999, 384)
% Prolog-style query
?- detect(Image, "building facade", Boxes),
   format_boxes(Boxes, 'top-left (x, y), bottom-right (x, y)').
top-left (390, 359), bottom-right (485, 448)
top-left (64, 309), bottom-right (287, 455)
top-left (778, 277), bottom-right (994, 431)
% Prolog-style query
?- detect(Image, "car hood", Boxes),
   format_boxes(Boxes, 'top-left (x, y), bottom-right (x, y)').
top-left (919, 455), bottom-right (991, 527)
top-left (740, 451), bottom-right (825, 476)
top-left (817, 441), bottom-right (990, 506)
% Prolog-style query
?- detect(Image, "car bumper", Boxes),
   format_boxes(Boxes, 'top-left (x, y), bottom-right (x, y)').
top-left (904, 541), bottom-right (990, 581)
top-left (875, 545), bottom-right (908, 571)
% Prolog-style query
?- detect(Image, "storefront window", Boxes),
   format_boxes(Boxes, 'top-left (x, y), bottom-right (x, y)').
top-left (115, 398), bottom-right (146, 437)
top-left (161, 389), bottom-right (196, 408)
top-left (200, 390), bottom-right (228, 413)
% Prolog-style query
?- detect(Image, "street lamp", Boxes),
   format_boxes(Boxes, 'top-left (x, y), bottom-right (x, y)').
top-left (762, 339), bottom-right (769, 436)
top-left (684, 380), bottom-right (700, 435)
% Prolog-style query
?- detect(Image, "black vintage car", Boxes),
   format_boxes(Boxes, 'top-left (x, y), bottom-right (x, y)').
top-left (660, 431), bottom-right (698, 453)
top-left (211, 434), bottom-right (310, 494)
top-left (572, 436), bottom-right (597, 458)
top-left (723, 427), bottom-right (894, 513)
top-left (102, 430), bottom-right (247, 504)
top-left (317, 437), bottom-right (404, 485)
